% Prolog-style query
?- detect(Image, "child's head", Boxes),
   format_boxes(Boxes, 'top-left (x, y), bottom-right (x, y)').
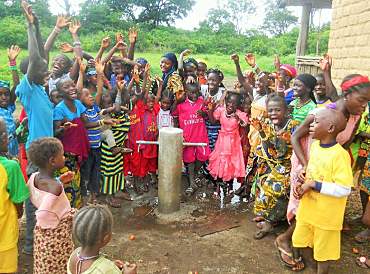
top-left (185, 82), bottom-right (200, 102)
top-left (206, 68), bottom-right (224, 92)
top-left (146, 93), bottom-right (156, 111)
top-left (20, 57), bottom-right (49, 86)
top-left (240, 95), bottom-right (252, 114)
top-left (266, 93), bottom-right (288, 126)
top-left (86, 68), bottom-right (98, 85)
top-left (314, 73), bottom-right (326, 100)
top-left (183, 58), bottom-right (198, 76)
top-left (27, 137), bottom-right (65, 170)
top-left (0, 118), bottom-right (8, 152)
top-left (340, 74), bottom-right (370, 115)
top-left (51, 54), bottom-right (73, 78)
top-left (111, 57), bottom-right (125, 77)
top-left (160, 53), bottom-right (178, 73)
top-left (279, 64), bottom-right (297, 84)
top-left (160, 89), bottom-right (174, 111)
top-left (72, 204), bottom-right (113, 248)
top-left (309, 108), bottom-right (346, 141)
top-left (255, 72), bottom-right (269, 95)
top-left (136, 58), bottom-right (148, 77)
top-left (56, 79), bottom-right (78, 101)
top-left (79, 88), bottom-right (95, 108)
top-left (101, 93), bottom-right (113, 109)
top-left (0, 80), bottom-right (11, 108)
top-left (293, 74), bottom-right (317, 101)
top-left (49, 89), bottom-right (63, 106)
top-left (197, 62), bottom-right (207, 77)
top-left (225, 91), bottom-right (242, 115)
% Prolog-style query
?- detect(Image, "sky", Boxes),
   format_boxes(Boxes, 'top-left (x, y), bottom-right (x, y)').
top-left (48, 0), bottom-right (332, 30)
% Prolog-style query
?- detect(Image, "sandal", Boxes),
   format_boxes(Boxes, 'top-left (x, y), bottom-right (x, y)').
top-left (254, 228), bottom-right (270, 240)
top-left (185, 186), bottom-right (196, 196)
top-left (354, 229), bottom-right (370, 244)
top-left (274, 240), bottom-right (305, 271)
top-left (356, 256), bottom-right (370, 269)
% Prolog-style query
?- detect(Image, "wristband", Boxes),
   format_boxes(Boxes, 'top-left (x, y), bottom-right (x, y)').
top-left (9, 66), bottom-right (17, 71)
top-left (9, 60), bottom-right (16, 67)
top-left (98, 120), bottom-right (104, 126)
top-left (54, 26), bottom-right (62, 34)
top-left (73, 41), bottom-right (81, 47)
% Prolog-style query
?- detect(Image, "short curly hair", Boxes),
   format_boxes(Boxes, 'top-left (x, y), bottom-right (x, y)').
top-left (27, 137), bottom-right (63, 169)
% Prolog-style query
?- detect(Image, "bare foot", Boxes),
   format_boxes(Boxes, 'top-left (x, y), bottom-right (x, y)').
top-left (355, 229), bottom-right (370, 243)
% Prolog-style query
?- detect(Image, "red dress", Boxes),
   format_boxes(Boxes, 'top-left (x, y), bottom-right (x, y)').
top-left (18, 108), bottom-right (28, 181)
top-left (208, 106), bottom-right (249, 181)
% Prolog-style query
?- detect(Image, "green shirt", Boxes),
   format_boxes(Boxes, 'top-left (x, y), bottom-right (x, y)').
top-left (290, 99), bottom-right (316, 124)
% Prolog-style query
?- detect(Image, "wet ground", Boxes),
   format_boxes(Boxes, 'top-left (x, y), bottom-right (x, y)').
top-left (18, 177), bottom-right (369, 274)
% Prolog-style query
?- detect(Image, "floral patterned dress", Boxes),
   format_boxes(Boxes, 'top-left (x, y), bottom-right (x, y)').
top-left (252, 119), bottom-right (297, 223)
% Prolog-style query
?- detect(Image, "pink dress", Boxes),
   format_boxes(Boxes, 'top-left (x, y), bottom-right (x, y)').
top-left (28, 173), bottom-right (74, 274)
top-left (172, 98), bottom-right (210, 163)
top-left (287, 107), bottom-right (360, 221)
top-left (208, 107), bottom-right (249, 181)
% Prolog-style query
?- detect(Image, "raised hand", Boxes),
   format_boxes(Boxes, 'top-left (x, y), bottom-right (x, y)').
top-left (21, 1), bottom-right (34, 24)
top-left (155, 75), bottom-right (163, 87)
top-left (101, 37), bottom-right (110, 49)
top-left (250, 118), bottom-right (262, 131)
top-left (180, 49), bottom-right (191, 57)
top-left (319, 54), bottom-right (332, 71)
top-left (231, 54), bottom-right (239, 62)
top-left (115, 32), bottom-right (124, 43)
top-left (128, 27), bottom-right (138, 44)
top-left (115, 41), bottom-right (127, 51)
top-left (56, 15), bottom-right (71, 29)
top-left (68, 20), bottom-right (81, 35)
top-left (77, 58), bottom-right (87, 73)
top-left (59, 171), bottom-right (75, 184)
top-left (116, 79), bottom-right (126, 91)
top-left (59, 42), bottom-right (73, 53)
top-left (132, 65), bottom-right (140, 83)
top-left (245, 53), bottom-right (256, 67)
top-left (274, 54), bottom-right (281, 70)
top-left (144, 63), bottom-right (151, 74)
top-left (95, 59), bottom-right (105, 74)
top-left (7, 45), bottom-right (21, 61)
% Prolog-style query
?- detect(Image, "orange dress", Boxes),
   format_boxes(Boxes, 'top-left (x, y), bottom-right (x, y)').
top-left (208, 107), bottom-right (249, 181)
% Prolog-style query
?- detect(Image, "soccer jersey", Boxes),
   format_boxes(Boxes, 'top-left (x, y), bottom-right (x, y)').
top-left (84, 104), bottom-right (101, 149)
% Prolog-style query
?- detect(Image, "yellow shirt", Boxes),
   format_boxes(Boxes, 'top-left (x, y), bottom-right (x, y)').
top-left (0, 157), bottom-right (29, 252)
top-left (296, 141), bottom-right (353, 230)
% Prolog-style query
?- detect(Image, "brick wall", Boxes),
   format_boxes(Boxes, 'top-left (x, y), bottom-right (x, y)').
top-left (328, 0), bottom-right (370, 87)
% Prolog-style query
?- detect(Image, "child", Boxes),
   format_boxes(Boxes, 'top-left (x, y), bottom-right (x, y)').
top-left (0, 45), bottom-right (21, 157)
top-left (50, 89), bottom-right (63, 106)
top-left (292, 108), bottom-right (351, 274)
top-left (315, 55), bottom-right (338, 107)
top-left (79, 86), bottom-right (115, 204)
top-left (156, 77), bottom-right (174, 129)
top-left (27, 137), bottom-right (76, 274)
top-left (0, 118), bottom-right (30, 274)
top-left (172, 82), bottom-right (210, 196)
top-left (68, 205), bottom-right (137, 274)
top-left (53, 78), bottom-right (90, 208)
top-left (160, 52), bottom-right (185, 101)
top-left (249, 94), bottom-right (296, 239)
top-left (197, 61), bottom-right (208, 85)
top-left (207, 92), bottom-right (248, 196)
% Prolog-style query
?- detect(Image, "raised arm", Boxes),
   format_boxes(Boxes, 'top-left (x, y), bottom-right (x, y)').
top-left (76, 58), bottom-right (86, 93)
top-left (231, 54), bottom-right (253, 97)
top-left (7, 45), bottom-right (21, 104)
top-left (68, 20), bottom-right (82, 81)
top-left (95, 59), bottom-right (105, 107)
top-left (320, 54), bottom-right (338, 102)
top-left (44, 15), bottom-right (71, 64)
top-left (127, 27), bottom-right (138, 60)
top-left (22, 1), bottom-right (47, 84)
top-left (96, 37), bottom-right (110, 61)
top-left (115, 33), bottom-right (128, 59)
top-left (178, 49), bottom-right (191, 77)
top-left (155, 76), bottom-right (163, 103)
top-left (141, 64), bottom-right (150, 98)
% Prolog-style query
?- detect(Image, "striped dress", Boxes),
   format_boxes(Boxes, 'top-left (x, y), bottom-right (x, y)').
top-left (100, 112), bottom-right (130, 195)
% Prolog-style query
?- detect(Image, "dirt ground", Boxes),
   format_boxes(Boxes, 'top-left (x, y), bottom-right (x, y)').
top-left (17, 176), bottom-right (369, 274)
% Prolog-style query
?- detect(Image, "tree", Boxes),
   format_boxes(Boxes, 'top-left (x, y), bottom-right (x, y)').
top-left (223, 0), bottom-right (256, 34)
top-left (262, 0), bottom-right (298, 36)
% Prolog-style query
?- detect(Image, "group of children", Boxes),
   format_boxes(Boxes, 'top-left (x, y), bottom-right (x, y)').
top-left (0, 1), bottom-right (370, 273)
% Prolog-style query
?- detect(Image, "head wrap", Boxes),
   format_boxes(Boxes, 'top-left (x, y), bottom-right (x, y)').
top-left (296, 74), bottom-right (317, 91)
top-left (86, 68), bottom-right (97, 77)
top-left (136, 58), bottom-right (148, 66)
top-left (280, 64), bottom-right (297, 78)
top-left (0, 80), bottom-right (10, 90)
top-left (340, 75), bottom-right (370, 93)
top-left (184, 58), bottom-right (198, 68)
top-left (162, 52), bottom-right (178, 70)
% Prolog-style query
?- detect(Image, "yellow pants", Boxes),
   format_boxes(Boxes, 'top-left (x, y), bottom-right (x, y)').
top-left (292, 221), bottom-right (341, 262)
top-left (0, 246), bottom-right (18, 273)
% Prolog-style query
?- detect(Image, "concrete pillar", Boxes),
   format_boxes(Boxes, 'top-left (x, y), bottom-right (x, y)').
top-left (158, 128), bottom-right (183, 214)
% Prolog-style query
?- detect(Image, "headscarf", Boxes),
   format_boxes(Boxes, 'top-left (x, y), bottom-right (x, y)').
top-left (136, 58), bottom-right (148, 66)
top-left (0, 80), bottom-right (10, 90)
top-left (280, 64), bottom-right (297, 79)
top-left (86, 68), bottom-right (97, 77)
top-left (341, 75), bottom-right (370, 94)
top-left (162, 52), bottom-right (178, 89)
top-left (296, 73), bottom-right (317, 91)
